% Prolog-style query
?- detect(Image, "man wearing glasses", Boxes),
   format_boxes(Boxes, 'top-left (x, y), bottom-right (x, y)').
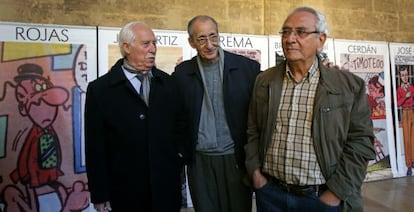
top-left (244, 6), bottom-right (376, 212)
top-left (173, 15), bottom-right (260, 212)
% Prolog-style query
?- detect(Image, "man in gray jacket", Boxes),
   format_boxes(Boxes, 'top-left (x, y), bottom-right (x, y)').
top-left (244, 6), bottom-right (375, 212)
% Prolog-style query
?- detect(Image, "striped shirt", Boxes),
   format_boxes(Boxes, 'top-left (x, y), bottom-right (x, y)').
top-left (263, 60), bottom-right (325, 185)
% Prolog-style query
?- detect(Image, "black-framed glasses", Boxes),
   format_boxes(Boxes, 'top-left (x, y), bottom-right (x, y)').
top-left (195, 33), bottom-right (219, 45)
top-left (279, 28), bottom-right (320, 39)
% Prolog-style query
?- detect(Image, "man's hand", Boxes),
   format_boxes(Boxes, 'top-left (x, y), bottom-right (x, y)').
top-left (319, 189), bottom-right (341, 206)
top-left (252, 169), bottom-right (267, 189)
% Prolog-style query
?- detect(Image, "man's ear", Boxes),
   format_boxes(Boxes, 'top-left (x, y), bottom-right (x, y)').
top-left (317, 33), bottom-right (327, 52)
top-left (122, 42), bottom-right (130, 55)
top-left (188, 37), bottom-right (196, 49)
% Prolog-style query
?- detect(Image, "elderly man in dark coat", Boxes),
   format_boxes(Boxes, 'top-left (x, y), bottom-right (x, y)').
top-left (85, 21), bottom-right (181, 212)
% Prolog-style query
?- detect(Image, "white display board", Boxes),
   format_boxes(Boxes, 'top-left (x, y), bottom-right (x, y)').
top-left (334, 39), bottom-right (397, 181)
top-left (0, 21), bottom-right (97, 211)
top-left (389, 42), bottom-right (414, 177)
top-left (220, 33), bottom-right (269, 70)
top-left (97, 27), bottom-right (192, 76)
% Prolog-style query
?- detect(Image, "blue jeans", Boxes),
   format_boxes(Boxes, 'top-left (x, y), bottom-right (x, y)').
top-left (255, 181), bottom-right (340, 212)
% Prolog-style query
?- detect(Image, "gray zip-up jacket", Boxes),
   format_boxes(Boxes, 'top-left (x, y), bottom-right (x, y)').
top-left (244, 58), bottom-right (376, 212)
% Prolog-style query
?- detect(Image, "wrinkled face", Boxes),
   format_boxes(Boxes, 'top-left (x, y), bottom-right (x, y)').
top-left (281, 11), bottom-right (326, 64)
top-left (189, 19), bottom-right (219, 63)
top-left (123, 25), bottom-right (157, 71)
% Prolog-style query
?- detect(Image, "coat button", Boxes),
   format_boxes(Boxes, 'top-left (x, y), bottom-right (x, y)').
top-left (139, 114), bottom-right (146, 120)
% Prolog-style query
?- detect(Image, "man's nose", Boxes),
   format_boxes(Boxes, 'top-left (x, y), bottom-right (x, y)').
top-left (205, 39), bottom-right (215, 48)
top-left (286, 31), bottom-right (298, 42)
top-left (149, 43), bottom-right (156, 53)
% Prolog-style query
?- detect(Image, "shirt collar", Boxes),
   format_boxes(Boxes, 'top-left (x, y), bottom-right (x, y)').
top-left (285, 57), bottom-right (319, 83)
top-left (122, 65), bottom-right (154, 81)
top-left (122, 66), bottom-right (138, 80)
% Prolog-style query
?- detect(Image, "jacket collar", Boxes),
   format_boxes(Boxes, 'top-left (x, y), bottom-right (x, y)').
top-left (317, 58), bottom-right (341, 94)
top-left (186, 50), bottom-right (240, 76)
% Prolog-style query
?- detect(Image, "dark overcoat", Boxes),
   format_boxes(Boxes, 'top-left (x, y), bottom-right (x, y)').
top-left (85, 59), bottom-right (181, 212)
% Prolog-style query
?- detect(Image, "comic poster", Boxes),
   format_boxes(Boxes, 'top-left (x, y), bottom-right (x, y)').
top-left (389, 42), bottom-right (414, 178)
top-left (219, 33), bottom-right (269, 71)
top-left (97, 27), bottom-right (192, 76)
top-left (268, 35), bottom-right (335, 68)
top-left (334, 39), bottom-right (397, 181)
top-left (0, 22), bottom-right (97, 211)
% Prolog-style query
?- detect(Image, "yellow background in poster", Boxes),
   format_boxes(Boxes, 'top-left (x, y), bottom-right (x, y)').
top-left (3, 42), bottom-right (71, 61)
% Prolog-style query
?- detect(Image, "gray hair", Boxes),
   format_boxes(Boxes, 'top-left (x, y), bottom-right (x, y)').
top-left (118, 21), bottom-right (147, 57)
top-left (287, 6), bottom-right (329, 36)
top-left (187, 15), bottom-right (219, 38)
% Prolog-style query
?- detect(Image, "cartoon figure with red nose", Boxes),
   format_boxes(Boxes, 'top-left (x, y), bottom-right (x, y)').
top-left (9, 63), bottom-right (70, 210)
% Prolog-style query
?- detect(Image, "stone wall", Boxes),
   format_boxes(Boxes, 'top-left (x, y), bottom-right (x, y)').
top-left (0, 0), bottom-right (413, 42)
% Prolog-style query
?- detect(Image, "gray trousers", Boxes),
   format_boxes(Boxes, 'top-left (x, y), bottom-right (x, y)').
top-left (187, 152), bottom-right (252, 212)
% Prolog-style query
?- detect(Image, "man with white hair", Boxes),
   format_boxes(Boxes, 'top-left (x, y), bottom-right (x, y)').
top-left (85, 21), bottom-right (181, 212)
top-left (245, 6), bottom-right (375, 211)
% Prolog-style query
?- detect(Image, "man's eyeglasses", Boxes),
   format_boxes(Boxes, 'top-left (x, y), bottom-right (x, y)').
top-left (195, 34), bottom-right (219, 45)
top-left (279, 28), bottom-right (320, 39)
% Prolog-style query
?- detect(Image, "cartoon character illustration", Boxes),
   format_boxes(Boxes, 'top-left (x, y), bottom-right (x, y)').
top-left (0, 42), bottom-right (92, 212)
top-left (396, 65), bottom-right (414, 176)
top-left (367, 74), bottom-right (385, 118)
top-left (373, 127), bottom-right (386, 162)
top-left (0, 62), bottom-right (89, 211)
top-left (1, 185), bottom-right (36, 212)
top-left (61, 181), bottom-right (90, 212)
top-left (7, 63), bottom-right (69, 210)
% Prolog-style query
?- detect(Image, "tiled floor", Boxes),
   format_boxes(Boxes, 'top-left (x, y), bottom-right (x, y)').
top-left (181, 176), bottom-right (414, 212)
top-left (362, 176), bottom-right (414, 212)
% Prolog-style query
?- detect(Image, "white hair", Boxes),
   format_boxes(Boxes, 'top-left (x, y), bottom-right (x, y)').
top-left (118, 21), bottom-right (147, 57)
